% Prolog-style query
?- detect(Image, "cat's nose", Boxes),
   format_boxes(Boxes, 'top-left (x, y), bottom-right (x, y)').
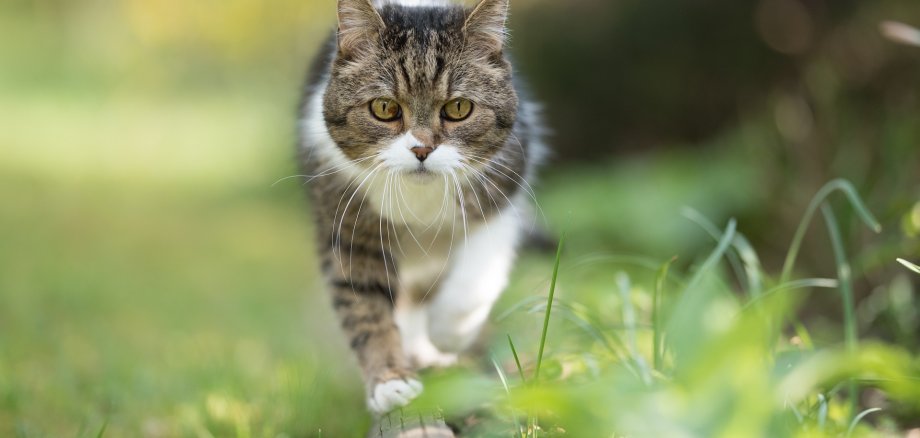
top-left (411, 146), bottom-right (434, 162)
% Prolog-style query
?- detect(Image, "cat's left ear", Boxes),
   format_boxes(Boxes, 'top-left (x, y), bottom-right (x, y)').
top-left (464, 0), bottom-right (510, 54)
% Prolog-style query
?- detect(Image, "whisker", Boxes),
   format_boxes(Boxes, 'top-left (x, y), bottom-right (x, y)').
top-left (383, 171), bottom-right (405, 256)
top-left (378, 170), bottom-right (397, 305)
top-left (420, 172), bottom-right (459, 302)
top-left (274, 156), bottom-right (376, 188)
top-left (347, 163), bottom-right (381, 283)
top-left (461, 161), bottom-right (522, 224)
top-left (424, 172), bottom-right (454, 253)
top-left (392, 172), bottom-right (426, 254)
top-left (331, 165), bottom-right (369, 262)
top-left (465, 154), bottom-right (545, 230)
top-left (334, 161), bottom-right (384, 269)
top-left (457, 164), bottom-right (490, 222)
top-left (450, 171), bottom-right (470, 249)
top-left (466, 153), bottom-right (540, 202)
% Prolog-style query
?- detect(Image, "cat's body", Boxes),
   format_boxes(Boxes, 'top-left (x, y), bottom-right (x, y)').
top-left (298, 0), bottom-right (545, 414)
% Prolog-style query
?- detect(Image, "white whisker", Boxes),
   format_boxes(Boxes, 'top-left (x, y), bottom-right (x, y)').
top-left (334, 161), bottom-right (384, 269)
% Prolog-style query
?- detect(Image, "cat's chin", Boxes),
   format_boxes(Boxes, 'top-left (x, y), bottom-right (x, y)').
top-left (400, 167), bottom-right (440, 182)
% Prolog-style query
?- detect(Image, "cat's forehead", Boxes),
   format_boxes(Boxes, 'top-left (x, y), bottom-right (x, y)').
top-left (330, 3), bottom-right (512, 105)
top-left (379, 5), bottom-right (467, 36)
top-left (365, 5), bottom-right (470, 96)
top-left (378, 5), bottom-right (467, 54)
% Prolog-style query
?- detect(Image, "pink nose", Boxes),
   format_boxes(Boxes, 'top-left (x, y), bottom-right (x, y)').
top-left (411, 146), bottom-right (434, 162)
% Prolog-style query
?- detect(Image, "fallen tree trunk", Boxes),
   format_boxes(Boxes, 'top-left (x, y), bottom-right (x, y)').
top-left (367, 409), bottom-right (455, 438)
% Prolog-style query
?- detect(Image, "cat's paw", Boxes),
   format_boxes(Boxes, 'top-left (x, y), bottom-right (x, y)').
top-left (407, 343), bottom-right (458, 369)
top-left (367, 377), bottom-right (423, 415)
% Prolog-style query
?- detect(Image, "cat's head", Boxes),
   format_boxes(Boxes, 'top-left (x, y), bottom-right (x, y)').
top-left (322, 0), bottom-right (518, 179)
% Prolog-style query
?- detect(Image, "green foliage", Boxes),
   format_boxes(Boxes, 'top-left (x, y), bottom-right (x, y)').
top-left (412, 181), bottom-right (919, 437)
top-left (2, 115), bottom-right (917, 436)
top-left (1, 1), bottom-right (918, 437)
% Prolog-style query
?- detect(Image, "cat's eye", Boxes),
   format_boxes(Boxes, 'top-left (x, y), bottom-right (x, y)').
top-left (441, 98), bottom-right (474, 122)
top-left (370, 98), bottom-right (402, 122)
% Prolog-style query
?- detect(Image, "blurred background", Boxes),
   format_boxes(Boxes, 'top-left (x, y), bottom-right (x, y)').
top-left (1, 0), bottom-right (918, 436)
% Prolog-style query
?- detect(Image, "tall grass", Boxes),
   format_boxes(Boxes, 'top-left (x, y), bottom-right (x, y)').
top-left (898, 258), bottom-right (920, 275)
top-left (534, 233), bottom-right (566, 382)
top-left (413, 179), bottom-right (918, 437)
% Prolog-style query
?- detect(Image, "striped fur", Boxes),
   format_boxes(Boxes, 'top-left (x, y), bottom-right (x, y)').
top-left (297, 0), bottom-right (546, 415)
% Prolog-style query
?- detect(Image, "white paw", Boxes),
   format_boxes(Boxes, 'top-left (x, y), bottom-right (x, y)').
top-left (407, 342), bottom-right (458, 369)
top-left (367, 378), bottom-right (423, 415)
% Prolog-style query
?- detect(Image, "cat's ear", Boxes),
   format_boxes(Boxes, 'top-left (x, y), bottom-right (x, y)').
top-left (337, 0), bottom-right (385, 58)
top-left (464, 0), bottom-right (510, 54)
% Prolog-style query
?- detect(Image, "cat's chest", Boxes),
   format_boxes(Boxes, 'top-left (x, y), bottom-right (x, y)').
top-left (364, 176), bottom-right (467, 293)
top-left (365, 175), bottom-right (460, 228)
top-left (390, 216), bottom-right (472, 301)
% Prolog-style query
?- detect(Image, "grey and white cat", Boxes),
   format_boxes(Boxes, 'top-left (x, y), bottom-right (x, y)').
top-left (298, 0), bottom-right (545, 414)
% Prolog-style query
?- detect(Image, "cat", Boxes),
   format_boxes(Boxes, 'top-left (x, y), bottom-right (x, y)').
top-left (298, 0), bottom-right (545, 415)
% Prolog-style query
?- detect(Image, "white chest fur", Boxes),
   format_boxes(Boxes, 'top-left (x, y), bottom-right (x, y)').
top-left (366, 174), bottom-right (460, 229)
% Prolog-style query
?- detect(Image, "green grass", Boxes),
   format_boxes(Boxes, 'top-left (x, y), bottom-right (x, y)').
top-left (0, 174), bottom-right (370, 436)
top-left (2, 76), bottom-right (918, 438)
top-left (4, 143), bottom-right (919, 438)
top-left (410, 188), bottom-right (920, 437)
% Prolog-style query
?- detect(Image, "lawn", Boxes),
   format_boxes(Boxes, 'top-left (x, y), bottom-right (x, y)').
top-left (2, 88), bottom-right (919, 437)
top-left (0, 90), bottom-right (369, 436)
top-left (2, 2), bottom-right (920, 432)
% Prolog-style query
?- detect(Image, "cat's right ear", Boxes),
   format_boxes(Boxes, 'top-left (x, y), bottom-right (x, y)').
top-left (464, 0), bottom-right (510, 54)
top-left (337, 0), bottom-right (385, 58)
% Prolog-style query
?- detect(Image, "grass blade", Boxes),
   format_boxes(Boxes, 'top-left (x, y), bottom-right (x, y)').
top-left (786, 397), bottom-right (804, 423)
top-left (508, 335), bottom-right (526, 384)
top-left (653, 257), bottom-right (675, 372)
top-left (525, 299), bottom-right (639, 378)
top-left (617, 272), bottom-right (652, 384)
top-left (535, 232), bottom-right (566, 381)
top-left (732, 233), bottom-right (764, 298)
top-left (493, 356), bottom-right (512, 394)
top-left (95, 421), bottom-right (108, 438)
top-left (684, 218), bottom-right (737, 294)
top-left (497, 295), bottom-right (551, 322)
top-left (846, 407), bottom-right (882, 438)
top-left (897, 258), bottom-right (920, 275)
top-left (781, 179), bottom-right (882, 283)
top-left (664, 219), bottom-right (736, 362)
top-left (740, 278), bottom-right (839, 312)
top-left (682, 207), bottom-right (765, 298)
top-left (817, 394), bottom-right (828, 430)
top-left (792, 321), bottom-right (815, 350)
top-left (523, 298), bottom-right (632, 356)
top-left (682, 208), bottom-right (747, 288)
top-left (821, 204), bottom-right (859, 419)
top-left (491, 356), bottom-right (526, 438)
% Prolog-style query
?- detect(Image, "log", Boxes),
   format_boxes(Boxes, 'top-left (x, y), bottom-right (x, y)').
top-left (367, 409), bottom-right (456, 438)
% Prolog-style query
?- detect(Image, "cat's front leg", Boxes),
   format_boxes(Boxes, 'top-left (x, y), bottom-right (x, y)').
top-left (396, 303), bottom-right (459, 369)
top-left (323, 241), bottom-right (421, 414)
top-left (427, 206), bottom-right (522, 353)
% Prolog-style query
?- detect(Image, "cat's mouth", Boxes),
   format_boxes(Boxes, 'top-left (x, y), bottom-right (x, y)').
top-left (406, 165), bottom-right (437, 179)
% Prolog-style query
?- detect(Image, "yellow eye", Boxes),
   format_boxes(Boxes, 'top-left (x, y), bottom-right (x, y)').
top-left (370, 98), bottom-right (401, 122)
top-left (441, 98), bottom-right (474, 121)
